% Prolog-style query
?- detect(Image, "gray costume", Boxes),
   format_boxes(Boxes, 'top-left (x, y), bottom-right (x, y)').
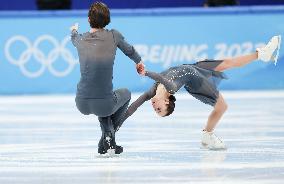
top-left (71, 29), bottom-right (141, 123)
top-left (116, 60), bottom-right (227, 130)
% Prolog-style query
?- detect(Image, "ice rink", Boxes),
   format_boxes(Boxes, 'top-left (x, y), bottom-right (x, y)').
top-left (0, 91), bottom-right (284, 184)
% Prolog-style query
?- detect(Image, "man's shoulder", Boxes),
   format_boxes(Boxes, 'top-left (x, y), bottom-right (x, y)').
top-left (81, 32), bottom-right (91, 37)
top-left (108, 29), bottom-right (123, 39)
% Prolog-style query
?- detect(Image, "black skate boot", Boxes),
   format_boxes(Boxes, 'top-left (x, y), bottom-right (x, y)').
top-left (98, 116), bottom-right (123, 155)
top-left (98, 135), bottom-right (123, 154)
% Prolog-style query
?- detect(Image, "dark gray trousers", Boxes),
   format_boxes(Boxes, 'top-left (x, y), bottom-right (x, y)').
top-left (75, 88), bottom-right (131, 128)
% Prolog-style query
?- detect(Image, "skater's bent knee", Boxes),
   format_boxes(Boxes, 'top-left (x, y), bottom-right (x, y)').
top-left (77, 107), bottom-right (90, 115)
top-left (121, 88), bottom-right (131, 99)
top-left (220, 102), bottom-right (228, 112)
top-left (215, 102), bottom-right (228, 113)
top-left (223, 103), bottom-right (228, 111)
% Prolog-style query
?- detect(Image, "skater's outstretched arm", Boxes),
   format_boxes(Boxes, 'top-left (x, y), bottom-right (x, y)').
top-left (112, 29), bottom-right (141, 64)
top-left (122, 70), bottom-right (178, 119)
top-left (116, 70), bottom-right (177, 130)
top-left (112, 29), bottom-right (145, 76)
top-left (145, 71), bottom-right (177, 94)
top-left (115, 86), bottom-right (156, 131)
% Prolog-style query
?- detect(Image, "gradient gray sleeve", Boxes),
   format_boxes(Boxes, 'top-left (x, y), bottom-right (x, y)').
top-left (70, 30), bottom-right (82, 48)
top-left (117, 85), bottom-right (156, 125)
top-left (145, 71), bottom-right (177, 94)
top-left (112, 29), bottom-right (141, 64)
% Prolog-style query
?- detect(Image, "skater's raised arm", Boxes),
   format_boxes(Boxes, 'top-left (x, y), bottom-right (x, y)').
top-left (145, 71), bottom-right (177, 94)
top-left (70, 23), bottom-right (82, 48)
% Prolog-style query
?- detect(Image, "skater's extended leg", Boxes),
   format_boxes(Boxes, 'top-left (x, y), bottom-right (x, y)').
top-left (215, 53), bottom-right (258, 72)
top-left (111, 99), bottom-right (130, 131)
top-left (111, 88), bottom-right (131, 131)
top-left (215, 35), bottom-right (281, 71)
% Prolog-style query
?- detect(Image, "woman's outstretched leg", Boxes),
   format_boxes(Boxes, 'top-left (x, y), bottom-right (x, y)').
top-left (215, 35), bottom-right (281, 72)
top-left (215, 53), bottom-right (258, 72)
top-left (201, 93), bottom-right (227, 150)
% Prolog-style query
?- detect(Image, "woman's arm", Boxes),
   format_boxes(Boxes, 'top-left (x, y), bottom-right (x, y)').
top-left (145, 71), bottom-right (177, 94)
top-left (115, 86), bottom-right (156, 131)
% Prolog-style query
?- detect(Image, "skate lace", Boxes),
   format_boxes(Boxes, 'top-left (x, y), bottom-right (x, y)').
top-left (105, 136), bottom-right (111, 146)
top-left (211, 133), bottom-right (223, 144)
top-left (265, 37), bottom-right (277, 50)
top-left (266, 40), bottom-right (273, 50)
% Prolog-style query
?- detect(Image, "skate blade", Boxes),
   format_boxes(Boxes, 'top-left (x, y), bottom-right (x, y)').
top-left (200, 143), bottom-right (209, 150)
top-left (107, 148), bottom-right (115, 155)
top-left (97, 149), bottom-right (117, 158)
top-left (208, 147), bottom-right (227, 151)
top-left (200, 143), bottom-right (227, 151)
top-left (273, 35), bottom-right (281, 66)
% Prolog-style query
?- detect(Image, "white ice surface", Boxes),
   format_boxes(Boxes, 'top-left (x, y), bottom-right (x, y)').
top-left (0, 91), bottom-right (284, 184)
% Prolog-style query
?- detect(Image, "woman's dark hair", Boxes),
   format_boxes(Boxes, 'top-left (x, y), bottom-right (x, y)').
top-left (88, 2), bottom-right (110, 28)
top-left (164, 95), bottom-right (176, 117)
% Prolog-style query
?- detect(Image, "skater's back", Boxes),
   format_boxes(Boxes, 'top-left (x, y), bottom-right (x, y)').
top-left (71, 29), bottom-right (137, 98)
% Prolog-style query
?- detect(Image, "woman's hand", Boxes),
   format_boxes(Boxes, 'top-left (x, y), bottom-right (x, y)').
top-left (136, 62), bottom-right (146, 76)
top-left (139, 69), bottom-right (146, 76)
top-left (70, 23), bottom-right (79, 31)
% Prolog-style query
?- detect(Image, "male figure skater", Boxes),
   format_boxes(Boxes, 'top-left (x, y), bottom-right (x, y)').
top-left (70, 2), bottom-right (144, 155)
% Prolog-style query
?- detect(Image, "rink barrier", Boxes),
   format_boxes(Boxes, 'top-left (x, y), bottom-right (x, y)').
top-left (1, 6), bottom-right (284, 18)
top-left (0, 6), bottom-right (283, 94)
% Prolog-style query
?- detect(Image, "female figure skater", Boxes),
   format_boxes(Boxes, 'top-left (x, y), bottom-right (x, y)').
top-left (70, 2), bottom-right (144, 155)
top-left (117, 35), bottom-right (281, 150)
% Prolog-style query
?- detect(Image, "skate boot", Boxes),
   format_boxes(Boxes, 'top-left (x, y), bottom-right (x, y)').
top-left (201, 130), bottom-right (226, 150)
top-left (98, 135), bottom-right (123, 154)
top-left (98, 116), bottom-right (123, 155)
top-left (257, 35), bottom-right (281, 65)
top-left (102, 132), bottom-right (115, 155)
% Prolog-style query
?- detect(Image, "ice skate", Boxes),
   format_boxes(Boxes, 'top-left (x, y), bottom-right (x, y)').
top-left (257, 35), bottom-right (281, 65)
top-left (98, 116), bottom-right (122, 156)
top-left (201, 130), bottom-right (227, 150)
top-left (98, 135), bottom-right (123, 155)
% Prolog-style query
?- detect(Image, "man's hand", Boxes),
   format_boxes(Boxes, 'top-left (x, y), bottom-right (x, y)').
top-left (136, 62), bottom-right (146, 75)
top-left (70, 23), bottom-right (79, 31)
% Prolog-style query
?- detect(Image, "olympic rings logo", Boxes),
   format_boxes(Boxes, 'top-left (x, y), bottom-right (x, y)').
top-left (4, 35), bottom-right (78, 78)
